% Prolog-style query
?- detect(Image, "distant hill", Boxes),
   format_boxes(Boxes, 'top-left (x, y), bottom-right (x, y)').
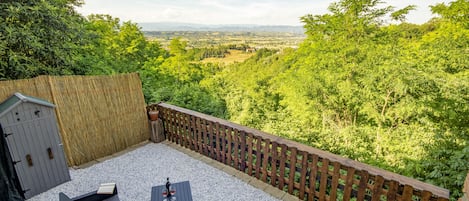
top-left (138, 22), bottom-right (304, 34)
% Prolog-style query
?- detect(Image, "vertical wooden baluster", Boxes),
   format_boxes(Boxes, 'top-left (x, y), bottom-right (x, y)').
top-left (185, 113), bottom-right (190, 149)
top-left (215, 122), bottom-right (221, 162)
top-left (288, 147), bottom-right (298, 195)
top-left (308, 154), bottom-right (319, 201)
top-left (176, 112), bottom-right (182, 145)
top-left (386, 180), bottom-right (398, 201)
top-left (329, 162), bottom-right (341, 201)
top-left (180, 113), bottom-right (185, 147)
top-left (200, 119), bottom-right (206, 155)
top-left (343, 166), bottom-right (356, 200)
top-left (278, 144), bottom-right (287, 191)
top-left (233, 129), bottom-right (239, 170)
top-left (271, 141), bottom-right (279, 187)
top-left (240, 131), bottom-right (247, 172)
top-left (318, 158), bottom-right (329, 201)
top-left (190, 115), bottom-right (196, 150)
top-left (226, 127), bottom-right (232, 167)
top-left (357, 170), bottom-right (370, 201)
top-left (171, 110), bottom-right (176, 143)
top-left (220, 125), bottom-right (226, 164)
top-left (197, 118), bottom-right (203, 154)
top-left (401, 185), bottom-right (414, 201)
top-left (207, 121), bottom-right (213, 158)
top-left (421, 190), bottom-right (433, 201)
top-left (255, 136), bottom-right (262, 179)
top-left (371, 175), bottom-right (385, 201)
top-left (261, 139), bottom-right (270, 182)
top-left (167, 109), bottom-right (173, 142)
top-left (247, 132), bottom-right (254, 175)
top-left (299, 151), bottom-right (308, 200)
top-left (166, 109), bottom-right (172, 141)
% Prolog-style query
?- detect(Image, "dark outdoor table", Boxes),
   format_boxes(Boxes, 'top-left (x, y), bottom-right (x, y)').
top-left (151, 181), bottom-right (193, 201)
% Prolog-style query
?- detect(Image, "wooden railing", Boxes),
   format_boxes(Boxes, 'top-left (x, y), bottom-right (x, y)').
top-left (150, 103), bottom-right (450, 201)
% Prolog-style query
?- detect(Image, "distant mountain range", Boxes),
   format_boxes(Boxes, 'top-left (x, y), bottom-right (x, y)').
top-left (138, 22), bottom-right (304, 34)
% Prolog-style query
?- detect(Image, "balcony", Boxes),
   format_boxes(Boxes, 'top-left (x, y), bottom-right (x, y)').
top-left (152, 102), bottom-right (450, 201)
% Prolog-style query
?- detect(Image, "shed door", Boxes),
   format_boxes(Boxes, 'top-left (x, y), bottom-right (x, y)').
top-left (2, 105), bottom-right (70, 199)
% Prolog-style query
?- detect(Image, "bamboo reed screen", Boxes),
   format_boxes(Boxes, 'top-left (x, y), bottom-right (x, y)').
top-left (0, 73), bottom-right (149, 166)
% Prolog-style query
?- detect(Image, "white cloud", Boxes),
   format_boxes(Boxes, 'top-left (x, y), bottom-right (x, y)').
top-left (76, 0), bottom-right (453, 25)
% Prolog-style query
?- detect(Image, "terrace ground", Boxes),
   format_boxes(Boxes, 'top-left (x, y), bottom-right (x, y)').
top-left (27, 141), bottom-right (297, 201)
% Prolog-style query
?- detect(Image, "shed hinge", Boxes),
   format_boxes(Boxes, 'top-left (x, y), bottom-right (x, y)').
top-left (12, 160), bottom-right (21, 165)
top-left (4, 133), bottom-right (13, 137)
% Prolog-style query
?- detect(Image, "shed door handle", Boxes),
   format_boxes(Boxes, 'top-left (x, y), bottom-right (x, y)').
top-left (47, 147), bottom-right (54, 159)
top-left (26, 154), bottom-right (33, 167)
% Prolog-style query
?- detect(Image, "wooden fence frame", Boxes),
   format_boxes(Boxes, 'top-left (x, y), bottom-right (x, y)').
top-left (151, 102), bottom-right (450, 201)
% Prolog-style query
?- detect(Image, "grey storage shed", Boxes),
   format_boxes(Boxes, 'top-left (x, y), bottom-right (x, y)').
top-left (0, 92), bottom-right (70, 199)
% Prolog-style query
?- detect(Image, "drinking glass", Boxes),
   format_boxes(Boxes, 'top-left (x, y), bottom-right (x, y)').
top-left (162, 188), bottom-right (168, 197)
top-left (169, 186), bottom-right (176, 196)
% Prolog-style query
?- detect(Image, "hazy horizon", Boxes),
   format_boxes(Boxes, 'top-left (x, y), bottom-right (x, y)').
top-left (77, 0), bottom-right (452, 26)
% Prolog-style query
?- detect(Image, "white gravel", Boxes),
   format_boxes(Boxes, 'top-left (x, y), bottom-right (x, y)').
top-left (27, 143), bottom-right (280, 201)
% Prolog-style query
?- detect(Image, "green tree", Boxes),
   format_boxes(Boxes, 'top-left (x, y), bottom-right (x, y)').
top-left (0, 0), bottom-right (87, 80)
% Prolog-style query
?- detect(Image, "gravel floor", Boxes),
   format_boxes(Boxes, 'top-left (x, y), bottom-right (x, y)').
top-left (27, 143), bottom-right (280, 201)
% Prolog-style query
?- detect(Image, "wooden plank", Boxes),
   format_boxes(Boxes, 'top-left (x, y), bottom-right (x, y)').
top-left (299, 151), bottom-right (308, 200)
top-left (278, 144), bottom-right (287, 191)
top-left (233, 129), bottom-right (240, 170)
top-left (174, 111), bottom-right (179, 143)
top-left (190, 115), bottom-right (196, 150)
top-left (183, 114), bottom-right (189, 147)
top-left (371, 175), bottom-right (385, 201)
top-left (226, 127), bottom-right (233, 167)
top-left (171, 109), bottom-right (176, 143)
top-left (288, 147), bottom-right (298, 194)
top-left (240, 131), bottom-right (247, 172)
top-left (215, 122), bottom-right (221, 162)
top-left (166, 109), bottom-right (173, 142)
top-left (261, 138), bottom-right (270, 182)
top-left (196, 117), bottom-right (203, 154)
top-left (247, 132), bottom-right (254, 176)
top-left (177, 112), bottom-right (183, 145)
top-left (357, 170), bottom-right (370, 201)
top-left (220, 125), bottom-right (227, 164)
top-left (271, 141), bottom-right (278, 186)
top-left (170, 111), bottom-right (176, 143)
top-left (201, 119), bottom-right (207, 156)
top-left (308, 154), bottom-right (319, 201)
top-left (421, 190), bottom-right (433, 201)
top-left (207, 121), bottom-right (214, 159)
top-left (437, 197), bottom-right (450, 201)
top-left (343, 166), bottom-right (356, 200)
top-left (387, 180), bottom-right (399, 201)
top-left (318, 158), bottom-right (329, 201)
top-left (329, 162), bottom-right (341, 201)
top-left (401, 185), bottom-right (414, 201)
top-left (255, 136), bottom-right (262, 179)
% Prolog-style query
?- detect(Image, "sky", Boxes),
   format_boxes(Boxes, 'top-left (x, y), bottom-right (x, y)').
top-left (76, 0), bottom-right (452, 25)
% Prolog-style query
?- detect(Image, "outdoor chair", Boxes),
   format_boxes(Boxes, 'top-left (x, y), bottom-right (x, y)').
top-left (59, 183), bottom-right (119, 201)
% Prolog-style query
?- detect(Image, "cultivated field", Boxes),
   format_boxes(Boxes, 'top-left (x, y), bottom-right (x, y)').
top-left (144, 31), bottom-right (305, 49)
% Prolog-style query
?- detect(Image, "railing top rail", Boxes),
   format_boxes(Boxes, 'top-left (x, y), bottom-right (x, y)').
top-left (154, 102), bottom-right (450, 199)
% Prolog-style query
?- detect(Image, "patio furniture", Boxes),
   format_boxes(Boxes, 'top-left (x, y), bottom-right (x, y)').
top-left (59, 183), bottom-right (119, 201)
top-left (151, 181), bottom-right (193, 201)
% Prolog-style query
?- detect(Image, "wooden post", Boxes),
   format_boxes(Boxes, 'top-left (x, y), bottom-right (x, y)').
top-left (460, 173), bottom-right (469, 201)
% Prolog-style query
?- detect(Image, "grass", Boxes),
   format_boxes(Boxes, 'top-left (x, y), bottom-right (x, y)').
top-left (200, 50), bottom-right (255, 65)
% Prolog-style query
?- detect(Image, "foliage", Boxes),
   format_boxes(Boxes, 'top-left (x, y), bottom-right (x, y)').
top-left (0, 0), bottom-right (87, 80)
top-left (209, 0), bottom-right (468, 199)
